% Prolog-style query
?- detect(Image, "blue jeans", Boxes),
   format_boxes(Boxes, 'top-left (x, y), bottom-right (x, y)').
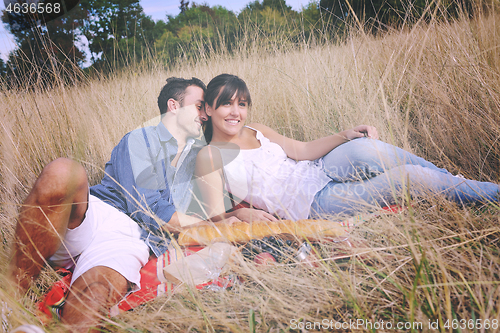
top-left (309, 138), bottom-right (499, 217)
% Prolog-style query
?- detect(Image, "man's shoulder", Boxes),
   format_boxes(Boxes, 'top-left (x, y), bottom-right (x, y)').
top-left (112, 128), bottom-right (149, 151)
top-left (108, 127), bottom-right (159, 160)
top-left (115, 126), bottom-right (153, 145)
top-left (128, 125), bottom-right (157, 137)
top-left (127, 126), bottom-right (158, 146)
top-left (108, 131), bottom-right (132, 154)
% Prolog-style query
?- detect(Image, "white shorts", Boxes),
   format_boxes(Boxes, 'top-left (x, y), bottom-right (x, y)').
top-left (49, 195), bottom-right (149, 291)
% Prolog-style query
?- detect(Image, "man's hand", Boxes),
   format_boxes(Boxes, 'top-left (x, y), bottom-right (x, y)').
top-left (342, 125), bottom-right (379, 141)
top-left (235, 208), bottom-right (278, 222)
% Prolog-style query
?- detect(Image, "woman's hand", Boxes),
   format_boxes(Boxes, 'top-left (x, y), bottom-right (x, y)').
top-left (342, 125), bottom-right (379, 141)
top-left (191, 216), bottom-right (242, 228)
top-left (235, 208), bottom-right (278, 222)
top-left (224, 216), bottom-right (241, 225)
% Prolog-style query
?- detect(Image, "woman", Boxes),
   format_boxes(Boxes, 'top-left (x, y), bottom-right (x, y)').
top-left (196, 74), bottom-right (499, 222)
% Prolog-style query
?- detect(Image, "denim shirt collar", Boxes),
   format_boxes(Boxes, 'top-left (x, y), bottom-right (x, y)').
top-left (156, 120), bottom-right (199, 153)
top-left (157, 121), bottom-right (176, 143)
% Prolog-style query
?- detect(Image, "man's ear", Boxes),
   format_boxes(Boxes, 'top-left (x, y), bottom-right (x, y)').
top-left (167, 98), bottom-right (180, 114)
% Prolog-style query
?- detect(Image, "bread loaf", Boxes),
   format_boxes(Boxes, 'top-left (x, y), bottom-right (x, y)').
top-left (177, 219), bottom-right (347, 246)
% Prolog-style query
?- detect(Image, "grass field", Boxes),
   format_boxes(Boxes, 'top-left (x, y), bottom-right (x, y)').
top-left (1, 4), bottom-right (500, 332)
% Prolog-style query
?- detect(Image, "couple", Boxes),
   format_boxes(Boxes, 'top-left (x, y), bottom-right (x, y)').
top-left (7, 75), bottom-right (498, 332)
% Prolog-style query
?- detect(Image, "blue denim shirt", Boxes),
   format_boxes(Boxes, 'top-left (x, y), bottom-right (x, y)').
top-left (90, 122), bottom-right (203, 256)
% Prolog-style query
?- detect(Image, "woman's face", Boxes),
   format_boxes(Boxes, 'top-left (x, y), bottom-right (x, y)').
top-left (207, 90), bottom-right (249, 139)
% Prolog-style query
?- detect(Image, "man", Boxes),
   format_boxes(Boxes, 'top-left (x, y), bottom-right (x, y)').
top-left (8, 77), bottom-right (218, 332)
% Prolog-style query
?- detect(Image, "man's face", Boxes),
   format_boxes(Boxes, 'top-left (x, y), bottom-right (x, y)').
top-left (177, 85), bottom-right (207, 138)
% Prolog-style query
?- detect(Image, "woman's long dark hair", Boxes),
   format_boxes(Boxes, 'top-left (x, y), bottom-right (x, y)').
top-left (203, 74), bottom-right (252, 143)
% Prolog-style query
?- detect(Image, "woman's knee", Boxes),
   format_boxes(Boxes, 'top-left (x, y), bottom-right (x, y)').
top-left (332, 138), bottom-right (382, 163)
top-left (323, 138), bottom-right (384, 180)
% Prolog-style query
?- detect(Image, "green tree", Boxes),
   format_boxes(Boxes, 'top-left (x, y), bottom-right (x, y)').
top-left (154, 4), bottom-right (238, 65)
top-left (1, 2), bottom-right (87, 87)
top-left (79, 0), bottom-right (151, 70)
top-left (319, 0), bottom-right (474, 30)
top-left (300, 1), bottom-right (322, 37)
top-left (0, 57), bottom-right (7, 78)
top-left (241, 0), bottom-right (292, 14)
top-left (180, 0), bottom-right (190, 14)
top-left (237, 0), bottom-right (307, 46)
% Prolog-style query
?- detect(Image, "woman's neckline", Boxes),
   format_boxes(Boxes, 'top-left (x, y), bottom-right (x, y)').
top-left (239, 126), bottom-right (262, 151)
top-left (210, 126), bottom-right (262, 151)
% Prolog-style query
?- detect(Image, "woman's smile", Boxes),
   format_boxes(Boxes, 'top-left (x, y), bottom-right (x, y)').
top-left (225, 119), bottom-right (241, 125)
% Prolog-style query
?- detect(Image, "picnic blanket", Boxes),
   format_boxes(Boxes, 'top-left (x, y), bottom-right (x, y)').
top-left (37, 205), bottom-right (404, 322)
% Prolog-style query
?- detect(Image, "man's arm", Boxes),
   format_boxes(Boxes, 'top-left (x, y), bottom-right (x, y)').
top-left (96, 130), bottom-right (177, 235)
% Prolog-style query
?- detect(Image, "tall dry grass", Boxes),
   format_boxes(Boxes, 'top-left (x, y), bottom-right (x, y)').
top-left (1, 4), bottom-right (500, 332)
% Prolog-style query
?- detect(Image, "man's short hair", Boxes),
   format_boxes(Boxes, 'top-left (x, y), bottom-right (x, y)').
top-left (157, 77), bottom-right (206, 116)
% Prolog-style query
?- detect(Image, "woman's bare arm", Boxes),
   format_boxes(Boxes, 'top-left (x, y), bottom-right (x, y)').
top-left (195, 146), bottom-right (227, 220)
top-left (249, 123), bottom-right (378, 161)
top-left (195, 146), bottom-right (278, 222)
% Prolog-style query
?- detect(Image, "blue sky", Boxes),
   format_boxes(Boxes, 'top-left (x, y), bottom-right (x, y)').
top-left (0, 0), bottom-right (311, 61)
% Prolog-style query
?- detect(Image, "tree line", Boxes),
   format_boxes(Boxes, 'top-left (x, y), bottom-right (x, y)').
top-left (0, 0), bottom-right (478, 88)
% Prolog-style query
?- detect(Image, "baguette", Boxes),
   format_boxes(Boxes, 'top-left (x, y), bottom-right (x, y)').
top-left (177, 219), bottom-right (347, 246)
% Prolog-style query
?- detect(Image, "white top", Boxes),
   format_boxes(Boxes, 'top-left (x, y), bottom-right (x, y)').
top-left (220, 126), bottom-right (331, 220)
